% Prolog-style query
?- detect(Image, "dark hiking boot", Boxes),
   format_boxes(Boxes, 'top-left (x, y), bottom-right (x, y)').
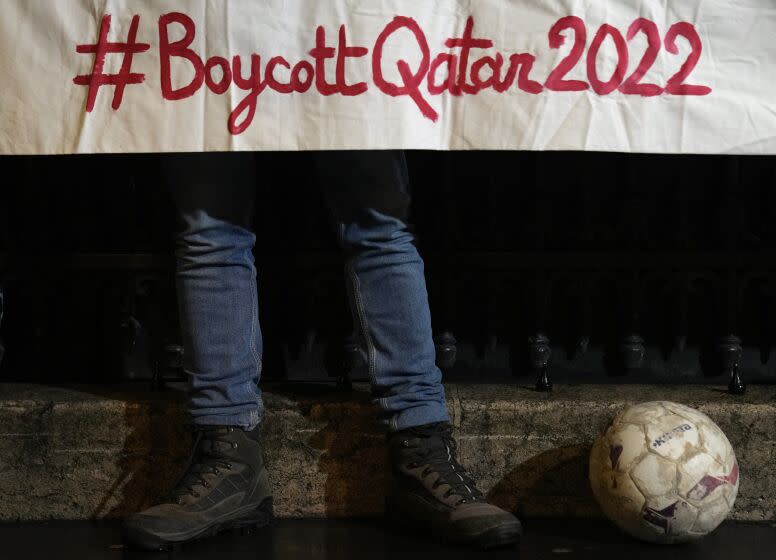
top-left (386, 422), bottom-right (522, 549)
top-left (123, 425), bottom-right (273, 550)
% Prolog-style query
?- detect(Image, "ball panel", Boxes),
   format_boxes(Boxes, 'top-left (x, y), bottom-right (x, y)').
top-left (685, 463), bottom-right (739, 506)
top-left (590, 469), bottom-right (648, 540)
top-left (691, 495), bottom-right (731, 535)
top-left (697, 421), bottom-right (734, 466)
top-left (724, 480), bottom-right (739, 509)
top-left (660, 401), bottom-right (711, 423)
top-left (678, 450), bottom-right (719, 500)
top-left (619, 402), bottom-right (667, 425)
top-left (666, 500), bottom-right (700, 539)
top-left (603, 423), bottom-right (648, 473)
top-left (641, 496), bottom-right (700, 543)
top-left (722, 457), bottom-right (740, 509)
top-left (631, 453), bottom-right (677, 497)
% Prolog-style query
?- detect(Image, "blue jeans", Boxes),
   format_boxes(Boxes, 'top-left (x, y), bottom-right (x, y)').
top-left (165, 151), bottom-right (449, 433)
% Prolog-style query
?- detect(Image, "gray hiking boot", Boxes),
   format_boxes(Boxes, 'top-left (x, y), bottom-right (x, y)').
top-left (123, 425), bottom-right (273, 550)
top-left (387, 422), bottom-right (522, 549)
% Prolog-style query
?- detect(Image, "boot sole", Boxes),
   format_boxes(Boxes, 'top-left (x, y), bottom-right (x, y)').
top-left (124, 497), bottom-right (274, 551)
top-left (385, 497), bottom-right (522, 550)
top-left (465, 523), bottom-right (522, 550)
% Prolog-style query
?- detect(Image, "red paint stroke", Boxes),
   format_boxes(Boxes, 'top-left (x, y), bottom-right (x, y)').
top-left (545, 16), bottom-right (589, 92)
top-left (73, 14), bottom-right (150, 111)
top-left (664, 22), bottom-right (712, 96)
top-left (587, 24), bottom-right (629, 95)
top-left (372, 16), bottom-right (437, 122)
top-left (619, 18), bottom-right (663, 96)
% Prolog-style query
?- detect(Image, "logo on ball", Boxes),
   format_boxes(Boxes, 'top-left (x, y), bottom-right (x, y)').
top-left (652, 423), bottom-right (693, 448)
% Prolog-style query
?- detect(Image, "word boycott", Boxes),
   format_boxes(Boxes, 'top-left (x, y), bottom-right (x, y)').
top-left (74, 12), bottom-right (713, 135)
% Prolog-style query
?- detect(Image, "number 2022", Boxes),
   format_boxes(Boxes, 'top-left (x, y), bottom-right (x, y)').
top-left (545, 17), bottom-right (711, 96)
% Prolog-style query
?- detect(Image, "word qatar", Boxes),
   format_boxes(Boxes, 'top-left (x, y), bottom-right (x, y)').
top-left (374, 16), bottom-right (543, 122)
top-left (158, 13), bottom-right (542, 134)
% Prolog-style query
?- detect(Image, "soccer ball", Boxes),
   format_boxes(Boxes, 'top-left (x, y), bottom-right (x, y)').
top-left (589, 401), bottom-right (739, 543)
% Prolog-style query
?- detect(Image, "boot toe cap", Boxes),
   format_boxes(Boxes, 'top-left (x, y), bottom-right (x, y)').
top-left (122, 505), bottom-right (199, 547)
top-left (449, 503), bottom-right (523, 544)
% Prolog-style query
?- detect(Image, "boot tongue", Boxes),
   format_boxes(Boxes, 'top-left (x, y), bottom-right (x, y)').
top-left (407, 422), bottom-right (452, 438)
top-left (169, 428), bottom-right (235, 502)
top-left (196, 426), bottom-right (239, 459)
top-left (400, 427), bottom-right (454, 463)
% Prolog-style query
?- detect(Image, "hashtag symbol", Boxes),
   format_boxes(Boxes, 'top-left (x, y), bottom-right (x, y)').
top-left (73, 15), bottom-right (150, 112)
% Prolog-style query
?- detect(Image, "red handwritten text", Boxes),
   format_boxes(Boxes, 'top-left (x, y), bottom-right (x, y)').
top-left (75, 13), bottom-right (713, 134)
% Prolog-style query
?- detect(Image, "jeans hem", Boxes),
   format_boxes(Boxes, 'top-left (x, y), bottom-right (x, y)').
top-left (385, 404), bottom-right (451, 433)
top-left (190, 409), bottom-right (261, 431)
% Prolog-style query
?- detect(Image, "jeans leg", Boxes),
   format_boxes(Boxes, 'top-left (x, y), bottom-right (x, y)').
top-left (315, 151), bottom-right (450, 432)
top-left (165, 153), bottom-right (263, 430)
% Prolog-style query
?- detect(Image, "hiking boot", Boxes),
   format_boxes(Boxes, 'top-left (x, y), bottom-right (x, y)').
top-left (386, 422), bottom-right (522, 549)
top-left (123, 425), bottom-right (273, 550)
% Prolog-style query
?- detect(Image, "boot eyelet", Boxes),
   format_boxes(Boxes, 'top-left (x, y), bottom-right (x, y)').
top-left (213, 468), bottom-right (220, 475)
top-left (232, 443), bottom-right (238, 449)
top-left (401, 440), bottom-right (410, 448)
top-left (227, 463), bottom-right (233, 470)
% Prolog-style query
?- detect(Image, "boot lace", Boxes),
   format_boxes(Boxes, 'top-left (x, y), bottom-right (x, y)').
top-left (169, 426), bottom-right (237, 503)
top-left (401, 424), bottom-right (485, 506)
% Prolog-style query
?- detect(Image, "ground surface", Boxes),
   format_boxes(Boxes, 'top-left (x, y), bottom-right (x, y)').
top-left (1, 519), bottom-right (773, 560)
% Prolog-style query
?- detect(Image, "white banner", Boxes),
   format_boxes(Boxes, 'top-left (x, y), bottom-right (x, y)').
top-left (1, 0), bottom-right (775, 155)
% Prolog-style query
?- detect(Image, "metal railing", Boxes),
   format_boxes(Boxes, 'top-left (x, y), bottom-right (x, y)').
top-left (0, 152), bottom-right (774, 393)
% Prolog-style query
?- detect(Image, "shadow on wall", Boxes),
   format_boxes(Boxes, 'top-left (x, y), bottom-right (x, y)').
top-left (86, 385), bottom-right (191, 520)
top-left (488, 444), bottom-right (603, 519)
top-left (302, 386), bottom-right (386, 517)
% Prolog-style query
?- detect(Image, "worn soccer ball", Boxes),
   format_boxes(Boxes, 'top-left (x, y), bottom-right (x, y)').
top-left (589, 401), bottom-right (739, 543)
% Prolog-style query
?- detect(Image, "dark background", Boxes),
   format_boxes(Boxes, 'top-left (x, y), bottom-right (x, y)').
top-left (0, 152), bottom-right (774, 388)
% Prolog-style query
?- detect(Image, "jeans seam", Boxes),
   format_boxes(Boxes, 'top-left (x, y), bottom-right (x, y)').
top-left (249, 272), bottom-right (260, 369)
top-left (346, 260), bottom-right (390, 421)
top-left (248, 271), bottom-right (261, 426)
top-left (346, 261), bottom-right (375, 383)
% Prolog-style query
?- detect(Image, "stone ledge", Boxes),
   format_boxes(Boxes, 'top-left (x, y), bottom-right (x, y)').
top-left (0, 383), bottom-right (774, 522)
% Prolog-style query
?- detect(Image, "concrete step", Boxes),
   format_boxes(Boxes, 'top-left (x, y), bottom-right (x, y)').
top-left (0, 383), bottom-right (774, 522)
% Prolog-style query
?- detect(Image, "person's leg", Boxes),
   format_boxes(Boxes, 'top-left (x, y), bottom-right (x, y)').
top-left (168, 153), bottom-right (263, 429)
top-left (124, 153), bottom-right (272, 550)
top-left (315, 151), bottom-right (449, 433)
top-left (316, 151), bottom-right (521, 549)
